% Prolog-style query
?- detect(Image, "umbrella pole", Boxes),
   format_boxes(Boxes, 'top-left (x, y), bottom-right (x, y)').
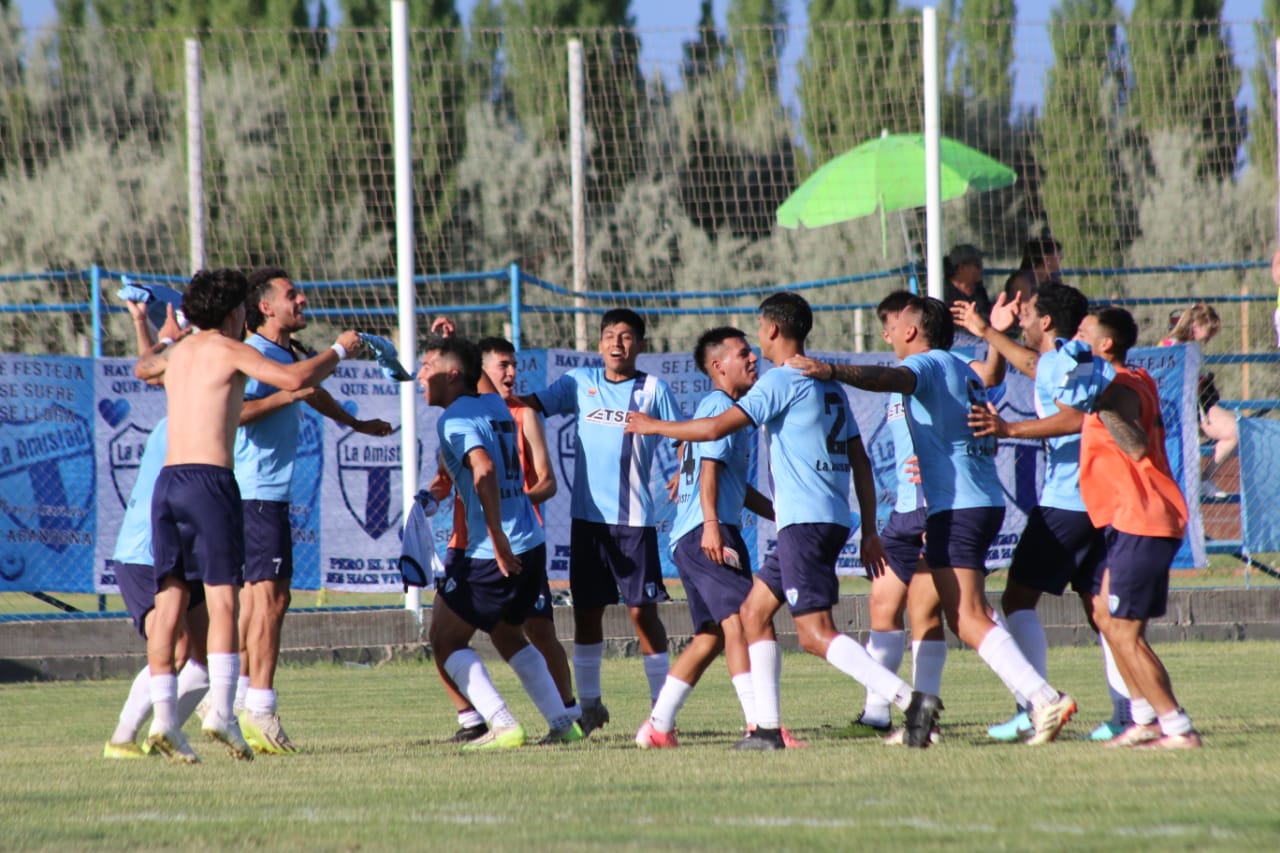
top-left (898, 209), bottom-right (918, 295)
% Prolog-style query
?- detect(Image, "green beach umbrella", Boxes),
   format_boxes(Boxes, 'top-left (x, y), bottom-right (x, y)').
top-left (776, 132), bottom-right (1017, 244)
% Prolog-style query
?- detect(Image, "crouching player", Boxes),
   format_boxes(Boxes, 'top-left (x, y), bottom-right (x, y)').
top-left (635, 327), bottom-right (785, 748)
top-left (420, 337), bottom-right (582, 748)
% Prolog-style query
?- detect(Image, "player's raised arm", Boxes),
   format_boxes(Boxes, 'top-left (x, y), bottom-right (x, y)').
top-left (953, 295), bottom-right (1039, 378)
top-left (624, 406), bottom-right (751, 442)
top-left (785, 355), bottom-right (918, 395)
top-left (304, 386), bottom-right (393, 436)
top-left (230, 329), bottom-right (362, 392)
top-left (520, 408), bottom-right (557, 505)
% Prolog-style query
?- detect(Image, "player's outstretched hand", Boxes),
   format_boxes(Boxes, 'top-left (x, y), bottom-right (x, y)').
top-left (988, 290), bottom-right (1020, 333)
top-left (700, 521), bottom-right (725, 566)
top-left (903, 454), bottom-right (923, 485)
top-left (355, 418), bottom-right (394, 437)
top-left (431, 316), bottom-right (456, 338)
top-left (951, 299), bottom-right (990, 338)
top-left (157, 304), bottom-right (188, 343)
top-left (784, 354), bottom-right (833, 380)
top-left (861, 533), bottom-right (889, 579)
top-left (968, 401), bottom-right (1008, 438)
top-left (624, 412), bottom-right (658, 435)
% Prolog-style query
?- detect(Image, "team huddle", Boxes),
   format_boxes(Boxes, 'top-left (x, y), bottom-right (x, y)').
top-left (104, 266), bottom-right (1199, 765)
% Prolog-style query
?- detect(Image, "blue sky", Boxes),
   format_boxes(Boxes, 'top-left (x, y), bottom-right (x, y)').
top-left (14, 0), bottom-right (1264, 111)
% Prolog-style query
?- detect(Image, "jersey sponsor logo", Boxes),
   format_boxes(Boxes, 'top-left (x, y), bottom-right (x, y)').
top-left (107, 422), bottom-right (150, 509)
top-left (583, 408), bottom-right (629, 427)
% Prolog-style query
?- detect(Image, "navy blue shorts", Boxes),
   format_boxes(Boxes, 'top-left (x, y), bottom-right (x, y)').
top-left (242, 500), bottom-right (294, 584)
top-left (924, 506), bottom-right (1005, 572)
top-left (1009, 506), bottom-right (1105, 596)
top-left (673, 524), bottom-right (753, 630)
top-left (1099, 528), bottom-right (1179, 621)
top-left (524, 575), bottom-right (555, 622)
top-left (112, 560), bottom-right (206, 639)
top-left (757, 523), bottom-right (849, 616)
top-left (439, 544), bottom-right (547, 633)
top-left (881, 508), bottom-right (928, 585)
top-left (151, 464), bottom-right (244, 587)
top-left (569, 519), bottom-right (668, 609)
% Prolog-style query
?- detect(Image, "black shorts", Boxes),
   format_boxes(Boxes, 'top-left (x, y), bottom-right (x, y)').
top-left (881, 508), bottom-right (928, 585)
top-left (1098, 528), bottom-right (1179, 621)
top-left (924, 507), bottom-right (1005, 572)
top-left (1009, 507), bottom-right (1105, 596)
top-left (113, 560), bottom-right (206, 639)
top-left (673, 524), bottom-right (753, 630)
top-left (151, 464), bottom-right (244, 587)
top-left (439, 544), bottom-right (547, 633)
top-left (568, 519), bottom-right (668, 609)
top-left (757, 523), bottom-right (849, 616)
top-left (242, 500), bottom-right (294, 584)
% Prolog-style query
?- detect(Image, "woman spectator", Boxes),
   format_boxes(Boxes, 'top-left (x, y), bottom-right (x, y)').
top-left (1161, 303), bottom-right (1237, 498)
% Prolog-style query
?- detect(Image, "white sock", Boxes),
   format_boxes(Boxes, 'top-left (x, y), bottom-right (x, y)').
top-left (148, 671), bottom-right (178, 732)
top-left (976, 626), bottom-right (1057, 709)
top-left (826, 633), bottom-right (913, 711)
top-left (234, 675), bottom-right (250, 713)
top-left (245, 686), bottom-right (277, 717)
top-left (911, 639), bottom-right (947, 697)
top-left (572, 642), bottom-right (604, 703)
top-left (509, 645), bottom-right (572, 730)
top-left (1005, 610), bottom-right (1048, 679)
top-left (642, 653), bottom-right (669, 705)
top-left (112, 666), bottom-right (154, 743)
top-left (648, 676), bottom-right (692, 733)
top-left (1158, 708), bottom-right (1194, 736)
top-left (1099, 634), bottom-right (1131, 725)
top-left (991, 611), bottom-right (1027, 708)
top-left (731, 672), bottom-right (756, 727)
top-left (861, 630), bottom-right (904, 724)
top-left (748, 641), bottom-right (781, 729)
top-left (206, 652), bottom-right (240, 725)
top-left (1131, 697), bottom-right (1157, 726)
top-left (175, 661), bottom-right (210, 726)
top-left (445, 649), bottom-right (514, 728)
top-left (458, 709), bottom-right (484, 729)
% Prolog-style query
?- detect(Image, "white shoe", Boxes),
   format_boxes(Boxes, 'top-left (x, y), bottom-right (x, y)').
top-left (201, 712), bottom-right (255, 761)
top-left (145, 724), bottom-right (200, 765)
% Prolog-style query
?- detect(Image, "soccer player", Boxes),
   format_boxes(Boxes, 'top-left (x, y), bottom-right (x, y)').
top-left (520, 309), bottom-right (682, 735)
top-left (626, 293), bottom-right (931, 751)
top-left (956, 283), bottom-right (1127, 742)
top-left (232, 268), bottom-right (391, 754)
top-left (1075, 308), bottom-right (1200, 749)
top-left (844, 290), bottom-right (1012, 742)
top-left (634, 327), bottom-right (779, 748)
top-left (421, 337), bottom-right (581, 749)
top-left (432, 334), bottom-right (580, 743)
top-left (146, 268), bottom-right (361, 763)
top-left (790, 295), bottom-right (1078, 746)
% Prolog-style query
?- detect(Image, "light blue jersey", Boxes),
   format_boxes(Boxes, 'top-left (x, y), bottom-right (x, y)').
top-left (535, 367), bottom-right (682, 526)
top-left (886, 394), bottom-right (925, 513)
top-left (1037, 338), bottom-right (1113, 511)
top-left (901, 349), bottom-right (1004, 514)
top-left (438, 393), bottom-right (545, 559)
top-left (734, 365), bottom-right (856, 530)
top-left (668, 390), bottom-right (752, 547)
top-left (234, 333), bottom-right (301, 502)
top-left (112, 417), bottom-right (167, 566)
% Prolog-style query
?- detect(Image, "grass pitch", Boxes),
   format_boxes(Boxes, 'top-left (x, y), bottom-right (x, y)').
top-left (2, 642), bottom-right (1279, 851)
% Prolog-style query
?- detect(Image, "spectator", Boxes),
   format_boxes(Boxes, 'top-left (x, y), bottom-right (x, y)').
top-left (1020, 230), bottom-right (1063, 285)
top-left (1160, 303), bottom-right (1237, 499)
top-left (943, 244), bottom-right (993, 318)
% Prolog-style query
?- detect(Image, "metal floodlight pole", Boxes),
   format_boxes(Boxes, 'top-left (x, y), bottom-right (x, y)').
top-left (569, 40), bottom-right (588, 352)
top-left (186, 39), bottom-right (206, 273)
top-left (922, 8), bottom-right (943, 300)
top-left (391, 0), bottom-right (420, 615)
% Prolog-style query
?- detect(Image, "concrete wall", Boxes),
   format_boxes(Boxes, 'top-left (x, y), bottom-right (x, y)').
top-left (4, 589), bottom-right (1279, 682)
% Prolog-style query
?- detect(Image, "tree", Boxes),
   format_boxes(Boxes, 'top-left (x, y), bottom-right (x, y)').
top-left (1037, 0), bottom-right (1128, 280)
top-left (1246, 0), bottom-right (1280, 178)
top-left (951, 0), bottom-right (1014, 117)
top-left (727, 0), bottom-right (786, 119)
top-left (1127, 0), bottom-right (1244, 180)
top-left (798, 1), bottom-right (923, 168)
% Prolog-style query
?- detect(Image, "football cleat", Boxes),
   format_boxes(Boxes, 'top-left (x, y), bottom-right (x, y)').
top-left (462, 723), bottom-right (526, 751)
top-left (634, 720), bottom-right (679, 749)
top-left (1103, 722), bottom-right (1162, 748)
top-left (145, 725), bottom-right (200, 765)
top-left (202, 714), bottom-right (255, 761)
top-left (987, 710), bottom-right (1032, 742)
top-left (833, 712), bottom-right (892, 739)
top-left (578, 702), bottom-right (610, 737)
top-left (239, 711), bottom-right (299, 755)
top-left (102, 740), bottom-right (147, 760)
top-left (538, 722), bottom-right (585, 745)
top-left (1026, 694), bottom-right (1077, 746)
top-left (903, 691), bottom-right (944, 749)
top-left (731, 727), bottom-right (785, 751)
